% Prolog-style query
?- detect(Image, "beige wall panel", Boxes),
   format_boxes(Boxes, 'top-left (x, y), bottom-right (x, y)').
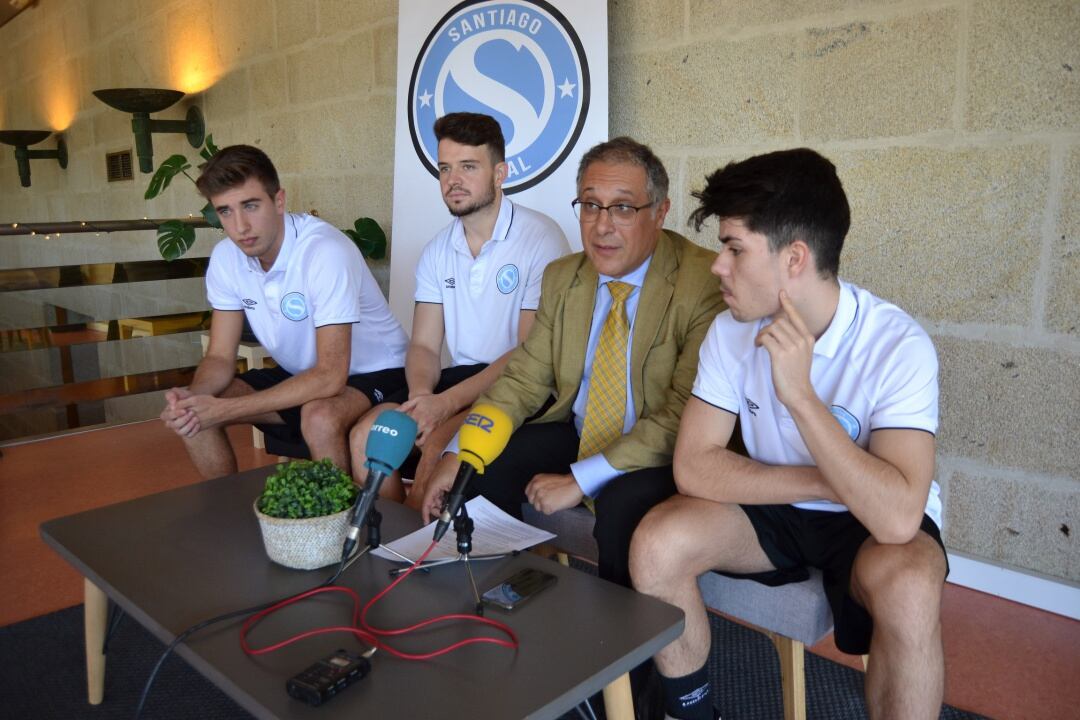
top-left (92, 109), bottom-right (134, 154)
top-left (833, 145), bottom-right (1048, 324)
top-left (87, 0), bottom-right (138, 44)
top-left (610, 0), bottom-right (684, 46)
top-left (250, 56), bottom-right (288, 109)
top-left (944, 469), bottom-right (1079, 582)
top-left (1048, 145), bottom-right (1080, 336)
top-left (687, 0), bottom-right (849, 31)
top-left (206, 68), bottom-right (251, 121)
top-left (374, 20), bottom-right (399, 90)
top-left (246, 111), bottom-right (305, 177)
top-left (801, 8), bottom-right (957, 141)
top-left (206, 0), bottom-right (277, 69)
top-left (277, 0), bottom-right (320, 50)
top-left (84, 46), bottom-right (114, 101)
top-left (287, 33), bottom-right (374, 104)
top-left (4, 82), bottom-right (35, 127)
top-left (967, 0), bottom-right (1080, 132)
top-left (60, 5), bottom-right (92, 55)
top-left (610, 35), bottom-right (797, 145)
top-left (299, 95), bottom-right (395, 178)
top-left (936, 336), bottom-right (1079, 478)
top-left (319, 0), bottom-right (398, 31)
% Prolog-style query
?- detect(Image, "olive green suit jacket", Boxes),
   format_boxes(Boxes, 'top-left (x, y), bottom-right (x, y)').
top-left (477, 229), bottom-right (724, 474)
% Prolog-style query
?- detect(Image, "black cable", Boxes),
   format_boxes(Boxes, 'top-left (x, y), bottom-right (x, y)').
top-left (133, 555), bottom-right (352, 719)
top-left (102, 601), bottom-right (125, 655)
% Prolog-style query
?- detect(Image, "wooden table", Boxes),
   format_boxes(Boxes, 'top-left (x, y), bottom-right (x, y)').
top-left (40, 467), bottom-right (684, 719)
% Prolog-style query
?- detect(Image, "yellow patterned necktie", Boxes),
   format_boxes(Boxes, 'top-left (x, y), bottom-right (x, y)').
top-left (579, 281), bottom-right (634, 463)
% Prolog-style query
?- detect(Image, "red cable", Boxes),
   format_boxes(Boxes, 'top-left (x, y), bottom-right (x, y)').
top-left (240, 540), bottom-right (519, 662)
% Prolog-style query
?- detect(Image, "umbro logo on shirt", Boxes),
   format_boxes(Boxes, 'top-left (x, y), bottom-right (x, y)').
top-left (444, 277), bottom-right (456, 289)
top-left (746, 397), bottom-right (760, 416)
top-left (242, 298), bottom-right (257, 308)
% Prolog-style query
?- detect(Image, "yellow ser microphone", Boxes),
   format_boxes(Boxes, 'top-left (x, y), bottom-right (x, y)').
top-left (433, 404), bottom-right (512, 542)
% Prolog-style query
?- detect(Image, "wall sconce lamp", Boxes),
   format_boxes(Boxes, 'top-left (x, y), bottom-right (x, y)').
top-left (92, 88), bottom-right (205, 174)
top-left (0, 130), bottom-right (68, 187)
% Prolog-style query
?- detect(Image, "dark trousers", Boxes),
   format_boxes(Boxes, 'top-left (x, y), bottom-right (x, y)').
top-left (466, 420), bottom-right (677, 588)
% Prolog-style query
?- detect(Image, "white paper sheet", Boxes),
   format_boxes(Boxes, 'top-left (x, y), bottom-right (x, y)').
top-left (372, 496), bottom-right (556, 564)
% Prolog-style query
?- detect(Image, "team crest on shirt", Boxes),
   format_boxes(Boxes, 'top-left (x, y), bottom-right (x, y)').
top-left (408, 0), bottom-right (590, 193)
top-left (496, 264), bottom-right (520, 293)
top-left (280, 292), bottom-right (308, 322)
top-left (830, 405), bottom-right (861, 441)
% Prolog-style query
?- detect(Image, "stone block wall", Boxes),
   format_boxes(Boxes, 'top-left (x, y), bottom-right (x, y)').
top-left (0, 0), bottom-right (1076, 581)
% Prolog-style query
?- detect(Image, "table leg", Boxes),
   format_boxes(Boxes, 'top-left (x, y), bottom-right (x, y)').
top-left (602, 671), bottom-right (634, 720)
top-left (84, 578), bottom-right (108, 705)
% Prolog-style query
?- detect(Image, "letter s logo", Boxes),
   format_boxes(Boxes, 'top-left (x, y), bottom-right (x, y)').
top-left (280, 292), bottom-right (308, 322)
top-left (409, 0), bottom-right (589, 193)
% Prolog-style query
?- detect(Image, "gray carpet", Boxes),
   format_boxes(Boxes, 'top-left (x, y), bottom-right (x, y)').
top-left (0, 603), bottom-right (988, 719)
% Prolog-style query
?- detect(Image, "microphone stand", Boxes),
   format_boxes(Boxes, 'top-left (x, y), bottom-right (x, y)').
top-left (350, 504), bottom-right (431, 570)
top-left (387, 503), bottom-right (513, 615)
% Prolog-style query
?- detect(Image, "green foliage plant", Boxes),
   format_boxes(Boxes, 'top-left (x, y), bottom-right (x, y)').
top-left (343, 217), bottom-right (387, 260)
top-left (144, 135), bottom-right (222, 261)
top-left (256, 459), bottom-right (358, 520)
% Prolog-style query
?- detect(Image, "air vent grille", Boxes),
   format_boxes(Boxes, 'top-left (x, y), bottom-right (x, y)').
top-left (106, 150), bottom-right (133, 182)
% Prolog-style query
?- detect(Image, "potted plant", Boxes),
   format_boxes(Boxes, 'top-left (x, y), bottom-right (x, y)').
top-left (253, 459), bottom-right (358, 570)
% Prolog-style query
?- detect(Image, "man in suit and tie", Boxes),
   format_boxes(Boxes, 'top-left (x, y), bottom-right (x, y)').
top-left (421, 136), bottom-right (724, 588)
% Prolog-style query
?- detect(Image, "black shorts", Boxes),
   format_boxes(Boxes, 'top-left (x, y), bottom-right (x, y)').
top-left (382, 363), bottom-right (488, 405)
top-left (238, 365), bottom-right (407, 440)
top-left (730, 505), bottom-right (948, 655)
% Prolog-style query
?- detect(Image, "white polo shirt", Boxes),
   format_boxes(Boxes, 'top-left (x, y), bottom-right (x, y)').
top-left (206, 213), bottom-right (408, 376)
top-left (692, 281), bottom-right (942, 526)
top-left (414, 195), bottom-right (569, 366)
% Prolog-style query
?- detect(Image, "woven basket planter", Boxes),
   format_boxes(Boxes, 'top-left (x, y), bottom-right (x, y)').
top-left (253, 501), bottom-right (351, 570)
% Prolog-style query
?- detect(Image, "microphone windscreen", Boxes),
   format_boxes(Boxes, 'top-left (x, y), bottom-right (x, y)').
top-left (458, 404), bottom-right (512, 471)
top-left (364, 410), bottom-right (418, 473)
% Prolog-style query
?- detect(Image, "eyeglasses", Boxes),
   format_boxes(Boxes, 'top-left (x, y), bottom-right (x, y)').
top-left (571, 199), bottom-right (655, 226)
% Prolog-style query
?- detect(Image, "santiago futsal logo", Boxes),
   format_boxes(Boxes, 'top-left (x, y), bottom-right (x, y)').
top-left (409, 0), bottom-right (590, 193)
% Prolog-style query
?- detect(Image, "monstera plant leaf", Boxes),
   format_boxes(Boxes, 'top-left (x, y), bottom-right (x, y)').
top-left (144, 155), bottom-right (191, 200)
top-left (200, 201), bottom-right (221, 229)
top-left (157, 220), bottom-right (196, 261)
top-left (198, 134), bottom-right (219, 162)
top-left (343, 217), bottom-right (387, 260)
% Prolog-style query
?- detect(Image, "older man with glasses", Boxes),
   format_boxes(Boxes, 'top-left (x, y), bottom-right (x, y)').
top-left (422, 136), bottom-right (724, 593)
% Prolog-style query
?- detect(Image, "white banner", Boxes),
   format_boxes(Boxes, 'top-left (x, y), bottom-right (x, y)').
top-left (390, 0), bottom-right (609, 329)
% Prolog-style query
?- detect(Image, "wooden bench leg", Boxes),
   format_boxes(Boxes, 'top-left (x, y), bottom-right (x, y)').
top-left (602, 671), bottom-right (634, 720)
top-left (85, 578), bottom-right (108, 705)
top-left (770, 633), bottom-right (806, 720)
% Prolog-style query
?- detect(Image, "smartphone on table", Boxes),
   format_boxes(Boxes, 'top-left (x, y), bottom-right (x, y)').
top-left (481, 567), bottom-right (557, 611)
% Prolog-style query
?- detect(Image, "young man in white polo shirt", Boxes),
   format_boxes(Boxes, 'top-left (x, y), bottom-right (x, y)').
top-left (160, 145), bottom-right (408, 478)
top-left (348, 113), bottom-right (568, 505)
top-left (629, 149), bottom-right (947, 720)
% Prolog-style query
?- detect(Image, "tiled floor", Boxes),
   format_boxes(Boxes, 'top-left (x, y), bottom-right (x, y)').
top-left (2, 420), bottom-right (1077, 719)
